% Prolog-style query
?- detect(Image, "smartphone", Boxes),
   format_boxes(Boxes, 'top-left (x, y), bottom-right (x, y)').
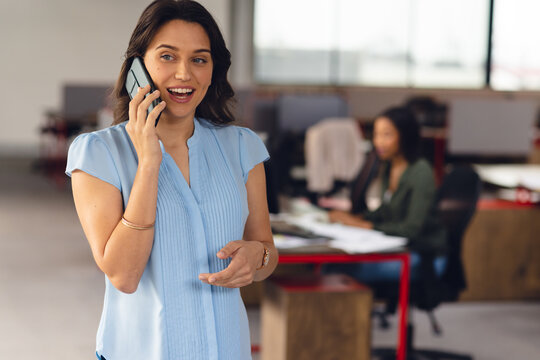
top-left (125, 57), bottom-right (162, 126)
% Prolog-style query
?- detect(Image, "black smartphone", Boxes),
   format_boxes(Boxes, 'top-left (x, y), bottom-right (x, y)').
top-left (125, 57), bottom-right (162, 126)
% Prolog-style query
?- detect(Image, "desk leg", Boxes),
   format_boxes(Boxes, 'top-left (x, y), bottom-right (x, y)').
top-left (396, 254), bottom-right (410, 360)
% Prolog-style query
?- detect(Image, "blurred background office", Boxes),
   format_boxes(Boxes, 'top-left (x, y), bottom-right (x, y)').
top-left (1, 0), bottom-right (539, 359)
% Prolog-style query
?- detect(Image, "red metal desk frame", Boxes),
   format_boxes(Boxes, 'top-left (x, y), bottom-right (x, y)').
top-left (276, 252), bottom-right (411, 360)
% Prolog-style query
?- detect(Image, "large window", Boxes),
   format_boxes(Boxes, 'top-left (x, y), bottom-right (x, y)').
top-left (254, 0), bottom-right (336, 84)
top-left (254, 0), bottom-right (490, 88)
top-left (491, 0), bottom-right (540, 90)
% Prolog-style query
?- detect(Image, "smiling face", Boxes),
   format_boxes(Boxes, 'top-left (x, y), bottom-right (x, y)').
top-left (373, 116), bottom-right (401, 161)
top-left (143, 19), bottom-right (213, 124)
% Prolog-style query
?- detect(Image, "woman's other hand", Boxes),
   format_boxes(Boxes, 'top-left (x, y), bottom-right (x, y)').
top-left (199, 163), bottom-right (277, 288)
top-left (125, 84), bottom-right (166, 167)
top-left (328, 210), bottom-right (374, 229)
top-left (198, 240), bottom-right (265, 288)
top-left (328, 210), bottom-right (357, 224)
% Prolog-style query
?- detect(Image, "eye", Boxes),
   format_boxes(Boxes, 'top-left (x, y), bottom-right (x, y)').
top-left (193, 57), bottom-right (208, 64)
top-left (160, 54), bottom-right (174, 61)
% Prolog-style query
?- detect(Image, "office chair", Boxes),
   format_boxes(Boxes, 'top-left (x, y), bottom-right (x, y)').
top-left (404, 96), bottom-right (447, 128)
top-left (372, 166), bottom-right (481, 360)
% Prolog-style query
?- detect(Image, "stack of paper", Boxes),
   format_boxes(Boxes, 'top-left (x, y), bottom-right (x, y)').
top-left (274, 214), bottom-right (406, 254)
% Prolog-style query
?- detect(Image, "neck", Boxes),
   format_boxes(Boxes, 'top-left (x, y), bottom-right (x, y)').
top-left (156, 114), bottom-right (195, 149)
top-left (391, 154), bottom-right (408, 169)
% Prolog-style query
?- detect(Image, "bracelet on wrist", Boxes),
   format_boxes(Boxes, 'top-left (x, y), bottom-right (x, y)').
top-left (121, 216), bottom-right (155, 231)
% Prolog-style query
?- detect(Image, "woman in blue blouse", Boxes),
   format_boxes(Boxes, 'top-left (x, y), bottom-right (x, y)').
top-left (66, 1), bottom-right (277, 359)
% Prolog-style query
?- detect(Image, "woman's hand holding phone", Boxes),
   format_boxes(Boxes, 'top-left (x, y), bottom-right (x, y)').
top-left (126, 84), bottom-right (166, 169)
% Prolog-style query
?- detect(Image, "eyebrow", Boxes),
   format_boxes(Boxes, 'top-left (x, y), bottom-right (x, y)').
top-left (155, 44), bottom-right (211, 54)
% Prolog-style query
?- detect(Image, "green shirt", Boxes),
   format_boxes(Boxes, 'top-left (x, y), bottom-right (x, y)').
top-left (363, 159), bottom-right (447, 255)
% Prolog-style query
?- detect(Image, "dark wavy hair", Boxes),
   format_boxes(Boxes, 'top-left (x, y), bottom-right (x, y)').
top-left (378, 106), bottom-right (420, 163)
top-left (112, 0), bottom-right (235, 125)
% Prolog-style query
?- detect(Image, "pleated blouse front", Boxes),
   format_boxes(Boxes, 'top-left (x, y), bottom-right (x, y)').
top-left (65, 118), bottom-right (269, 360)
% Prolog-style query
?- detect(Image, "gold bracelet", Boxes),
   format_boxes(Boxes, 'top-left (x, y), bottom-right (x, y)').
top-left (121, 216), bottom-right (155, 230)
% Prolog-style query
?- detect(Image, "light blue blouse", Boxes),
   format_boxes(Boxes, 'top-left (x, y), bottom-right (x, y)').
top-left (66, 118), bottom-right (269, 360)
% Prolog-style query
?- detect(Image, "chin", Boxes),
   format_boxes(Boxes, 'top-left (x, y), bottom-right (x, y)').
top-left (163, 108), bottom-right (196, 121)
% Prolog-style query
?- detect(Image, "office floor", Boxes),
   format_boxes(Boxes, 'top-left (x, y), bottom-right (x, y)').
top-left (1, 159), bottom-right (539, 360)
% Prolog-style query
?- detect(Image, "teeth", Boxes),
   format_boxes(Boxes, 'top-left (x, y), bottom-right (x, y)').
top-left (169, 88), bottom-right (193, 94)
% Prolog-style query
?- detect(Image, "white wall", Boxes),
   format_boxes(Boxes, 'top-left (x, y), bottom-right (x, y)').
top-left (0, 0), bottom-right (230, 156)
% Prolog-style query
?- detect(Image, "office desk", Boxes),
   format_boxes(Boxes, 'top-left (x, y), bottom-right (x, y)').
top-left (460, 199), bottom-right (540, 300)
top-left (277, 251), bottom-right (411, 360)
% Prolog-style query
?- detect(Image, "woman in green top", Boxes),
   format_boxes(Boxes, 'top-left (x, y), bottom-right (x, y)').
top-left (328, 106), bottom-right (446, 282)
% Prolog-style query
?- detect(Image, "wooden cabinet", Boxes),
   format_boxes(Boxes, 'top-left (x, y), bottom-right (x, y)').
top-left (261, 274), bottom-right (372, 360)
top-left (460, 200), bottom-right (540, 301)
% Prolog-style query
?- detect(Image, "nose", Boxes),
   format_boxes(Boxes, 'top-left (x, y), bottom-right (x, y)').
top-left (174, 60), bottom-right (191, 81)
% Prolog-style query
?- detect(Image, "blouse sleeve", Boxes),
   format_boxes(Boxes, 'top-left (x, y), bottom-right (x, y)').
top-left (65, 133), bottom-right (122, 191)
top-left (238, 127), bottom-right (270, 183)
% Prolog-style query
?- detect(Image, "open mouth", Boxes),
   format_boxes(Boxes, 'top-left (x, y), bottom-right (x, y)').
top-left (167, 87), bottom-right (195, 100)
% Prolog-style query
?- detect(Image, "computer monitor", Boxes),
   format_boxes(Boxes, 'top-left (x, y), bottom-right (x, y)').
top-left (63, 84), bottom-right (112, 119)
top-left (276, 94), bottom-right (348, 132)
top-left (448, 98), bottom-right (536, 157)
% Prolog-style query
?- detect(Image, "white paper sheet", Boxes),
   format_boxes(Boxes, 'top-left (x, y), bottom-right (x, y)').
top-left (274, 214), bottom-right (407, 254)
